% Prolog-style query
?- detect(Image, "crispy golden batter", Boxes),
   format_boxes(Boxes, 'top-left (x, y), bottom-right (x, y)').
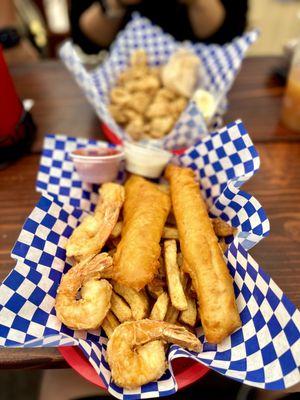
top-left (114, 176), bottom-right (171, 291)
top-left (165, 165), bottom-right (241, 344)
top-left (66, 183), bottom-right (125, 260)
top-left (55, 254), bottom-right (113, 330)
top-left (107, 319), bottom-right (201, 389)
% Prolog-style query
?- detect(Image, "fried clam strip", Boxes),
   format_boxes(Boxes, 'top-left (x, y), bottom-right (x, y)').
top-left (113, 282), bottom-right (149, 320)
top-left (114, 175), bottom-right (171, 290)
top-left (55, 253), bottom-right (113, 330)
top-left (66, 183), bottom-right (125, 260)
top-left (107, 319), bottom-right (201, 389)
top-left (165, 165), bottom-right (241, 344)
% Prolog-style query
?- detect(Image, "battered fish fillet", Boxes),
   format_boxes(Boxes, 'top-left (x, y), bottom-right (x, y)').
top-left (66, 183), bottom-right (125, 260)
top-left (114, 176), bottom-right (171, 291)
top-left (165, 165), bottom-right (241, 344)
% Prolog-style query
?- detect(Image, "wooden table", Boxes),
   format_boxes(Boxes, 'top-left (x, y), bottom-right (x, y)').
top-left (1, 57), bottom-right (300, 370)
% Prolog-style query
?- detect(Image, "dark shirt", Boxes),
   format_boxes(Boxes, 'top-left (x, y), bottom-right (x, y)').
top-left (70, 0), bottom-right (248, 54)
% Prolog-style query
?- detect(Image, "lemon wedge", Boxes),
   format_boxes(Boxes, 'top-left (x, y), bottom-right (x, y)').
top-left (193, 89), bottom-right (217, 123)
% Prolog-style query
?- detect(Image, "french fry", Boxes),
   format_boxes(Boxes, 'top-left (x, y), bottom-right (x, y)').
top-left (110, 221), bottom-right (123, 239)
top-left (147, 283), bottom-right (165, 299)
top-left (164, 240), bottom-right (187, 311)
top-left (162, 226), bottom-right (179, 240)
top-left (158, 255), bottom-right (166, 278)
top-left (165, 304), bottom-right (179, 324)
top-left (102, 311), bottom-right (119, 339)
top-left (110, 292), bottom-right (133, 322)
top-left (113, 282), bottom-right (149, 320)
top-left (147, 277), bottom-right (166, 299)
top-left (179, 295), bottom-right (197, 327)
top-left (150, 292), bottom-right (169, 321)
top-left (211, 218), bottom-right (236, 237)
top-left (219, 238), bottom-right (228, 253)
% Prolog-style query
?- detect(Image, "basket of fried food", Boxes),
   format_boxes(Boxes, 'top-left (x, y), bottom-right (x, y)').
top-left (108, 48), bottom-right (205, 142)
top-left (56, 165), bottom-right (239, 390)
top-left (60, 15), bottom-right (258, 150)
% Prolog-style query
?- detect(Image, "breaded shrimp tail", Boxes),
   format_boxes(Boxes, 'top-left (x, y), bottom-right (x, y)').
top-left (114, 175), bottom-right (171, 291)
top-left (165, 165), bottom-right (241, 344)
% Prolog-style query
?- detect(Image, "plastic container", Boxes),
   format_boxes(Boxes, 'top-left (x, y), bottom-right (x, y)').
top-left (70, 147), bottom-right (124, 183)
top-left (281, 40), bottom-right (300, 132)
top-left (124, 141), bottom-right (173, 178)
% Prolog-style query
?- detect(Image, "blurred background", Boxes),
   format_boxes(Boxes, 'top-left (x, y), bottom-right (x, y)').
top-left (3, 0), bottom-right (300, 62)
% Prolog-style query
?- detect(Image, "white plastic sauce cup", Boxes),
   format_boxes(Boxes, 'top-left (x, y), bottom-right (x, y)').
top-left (124, 141), bottom-right (173, 179)
top-left (70, 147), bottom-right (124, 184)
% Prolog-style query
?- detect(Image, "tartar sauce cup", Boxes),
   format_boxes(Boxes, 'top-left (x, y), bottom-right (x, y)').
top-left (124, 141), bottom-right (173, 179)
top-left (70, 147), bottom-right (124, 184)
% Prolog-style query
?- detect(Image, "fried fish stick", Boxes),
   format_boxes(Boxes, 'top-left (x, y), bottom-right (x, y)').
top-left (165, 165), bottom-right (241, 344)
top-left (66, 183), bottom-right (125, 260)
top-left (114, 176), bottom-right (171, 290)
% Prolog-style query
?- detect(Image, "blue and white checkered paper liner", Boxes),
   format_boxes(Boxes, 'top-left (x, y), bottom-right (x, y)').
top-left (59, 14), bottom-right (258, 150)
top-left (36, 133), bottom-right (124, 213)
top-left (2, 120), bottom-right (300, 398)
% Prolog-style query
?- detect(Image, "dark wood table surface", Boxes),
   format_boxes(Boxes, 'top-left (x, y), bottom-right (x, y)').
top-left (0, 56), bottom-right (300, 369)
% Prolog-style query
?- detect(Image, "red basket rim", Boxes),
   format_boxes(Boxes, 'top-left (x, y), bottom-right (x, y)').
top-left (59, 346), bottom-right (209, 391)
top-left (101, 123), bottom-right (186, 155)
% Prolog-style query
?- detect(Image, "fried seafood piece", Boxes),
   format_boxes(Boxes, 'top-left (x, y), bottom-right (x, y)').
top-left (125, 116), bottom-right (145, 140)
top-left (149, 116), bottom-right (175, 138)
top-left (110, 87), bottom-right (132, 106)
top-left (114, 176), bottom-right (171, 290)
top-left (66, 183), bottom-right (125, 260)
top-left (127, 91), bottom-right (151, 114)
top-left (125, 75), bottom-right (160, 93)
top-left (106, 319), bottom-right (201, 389)
top-left (165, 165), bottom-right (241, 344)
top-left (145, 99), bottom-right (171, 119)
top-left (118, 66), bottom-right (148, 84)
top-left (211, 217), bottom-right (236, 237)
top-left (55, 254), bottom-right (113, 330)
top-left (170, 97), bottom-right (187, 117)
top-left (130, 49), bottom-right (148, 67)
top-left (161, 49), bottom-right (200, 97)
top-left (108, 104), bottom-right (128, 125)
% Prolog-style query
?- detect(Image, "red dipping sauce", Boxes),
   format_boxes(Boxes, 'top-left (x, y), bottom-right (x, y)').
top-left (70, 147), bottom-right (124, 184)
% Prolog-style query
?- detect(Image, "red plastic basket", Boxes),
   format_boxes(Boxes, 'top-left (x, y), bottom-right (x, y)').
top-left (59, 346), bottom-right (209, 391)
top-left (101, 123), bottom-right (186, 155)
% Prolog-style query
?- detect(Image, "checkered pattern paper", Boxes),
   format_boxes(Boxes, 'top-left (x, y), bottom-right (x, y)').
top-left (36, 134), bottom-right (124, 212)
top-left (59, 14), bottom-right (258, 150)
top-left (1, 120), bottom-right (300, 398)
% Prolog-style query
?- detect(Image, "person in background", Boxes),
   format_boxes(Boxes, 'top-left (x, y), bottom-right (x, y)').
top-left (71, 0), bottom-right (248, 55)
top-left (0, 0), bottom-right (38, 65)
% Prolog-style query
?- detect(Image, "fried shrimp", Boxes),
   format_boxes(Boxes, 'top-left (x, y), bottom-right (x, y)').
top-left (55, 254), bottom-right (113, 330)
top-left (107, 319), bottom-right (201, 389)
top-left (66, 183), bottom-right (125, 260)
